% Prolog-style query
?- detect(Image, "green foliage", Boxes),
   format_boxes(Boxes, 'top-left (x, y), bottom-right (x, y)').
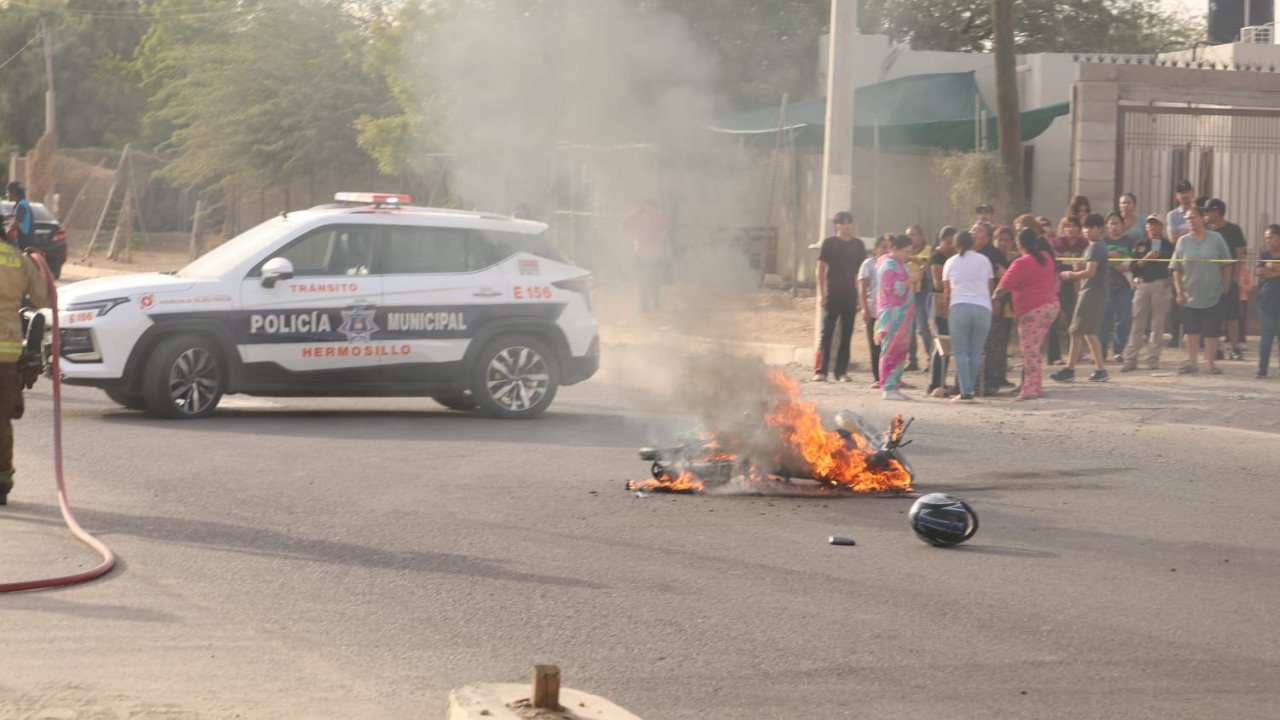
top-left (354, 0), bottom-right (443, 176)
top-left (0, 0), bottom-right (150, 151)
top-left (859, 0), bottom-right (1205, 54)
top-left (648, 0), bottom-right (829, 109)
top-left (143, 0), bottom-right (394, 190)
top-left (938, 151), bottom-right (1010, 222)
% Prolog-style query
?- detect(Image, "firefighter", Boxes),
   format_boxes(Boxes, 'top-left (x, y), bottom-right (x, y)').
top-left (0, 183), bottom-right (52, 504)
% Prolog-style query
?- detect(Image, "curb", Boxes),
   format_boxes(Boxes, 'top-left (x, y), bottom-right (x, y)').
top-left (601, 323), bottom-right (813, 367)
top-left (448, 683), bottom-right (642, 720)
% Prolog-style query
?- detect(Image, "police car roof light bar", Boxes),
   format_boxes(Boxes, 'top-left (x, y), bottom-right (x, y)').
top-left (334, 192), bottom-right (413, 209)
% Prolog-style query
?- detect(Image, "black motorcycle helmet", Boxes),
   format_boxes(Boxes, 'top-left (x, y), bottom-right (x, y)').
top-left (908, 493), bottom-right (979, 546)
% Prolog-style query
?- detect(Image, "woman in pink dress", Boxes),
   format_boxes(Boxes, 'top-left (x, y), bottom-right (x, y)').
top-left (875, 235), bottom-right (917, 401)
top-left (994, 228), bottom-right (1060, 400)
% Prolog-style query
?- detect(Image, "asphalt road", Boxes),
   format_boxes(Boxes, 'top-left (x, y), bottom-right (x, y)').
top-left (3, 346), bottom-right (1279, 719)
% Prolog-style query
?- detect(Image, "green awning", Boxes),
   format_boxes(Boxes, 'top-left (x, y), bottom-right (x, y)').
top-left (707, 72), bottom-right (1069, 151)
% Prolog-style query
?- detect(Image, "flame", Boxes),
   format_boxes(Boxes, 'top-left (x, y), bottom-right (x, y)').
top-left (628, 371), bottom-right (914, 494)
top-left (762, 370), bottom-right (912, 492)
top-left (626, 471), bottom-right (705, 494)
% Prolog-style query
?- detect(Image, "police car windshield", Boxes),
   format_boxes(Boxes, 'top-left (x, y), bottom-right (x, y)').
top-left (176, 219), bottom-right (291, 279)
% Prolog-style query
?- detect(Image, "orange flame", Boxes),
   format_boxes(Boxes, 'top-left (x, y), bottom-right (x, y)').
top-left (628, 371), bottom-right (913, 494)
top-left (762, 370), bottom-right (913, 493)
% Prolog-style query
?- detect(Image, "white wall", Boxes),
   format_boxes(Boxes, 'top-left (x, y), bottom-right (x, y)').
top-left (817, 34), bottom-right (1075, 226)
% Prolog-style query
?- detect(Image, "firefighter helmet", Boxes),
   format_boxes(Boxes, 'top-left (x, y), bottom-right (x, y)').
top-left (908, 493), bottom-right (978, 546)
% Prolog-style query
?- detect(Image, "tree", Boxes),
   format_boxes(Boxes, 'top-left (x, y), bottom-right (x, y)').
top-left (137, 0), bottom-right (394, 191)
top-left (649, 0), bottom-right (829, 109)
top-left (354, 0), bottom-right (443, 177)
top-left (858, 0), bottom-right (1205, 54)
top-left (0, 0), bottom-right (151, 154)
top-left (991, 0), bottom-right (1023, 213)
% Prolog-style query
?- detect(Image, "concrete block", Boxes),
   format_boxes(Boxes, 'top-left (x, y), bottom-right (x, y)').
top-left (1075, 179), bottom-right (1115, 201)
top-left (1075, 82), bottom-right (1119, 105)
top-left (1076, 120), bottom-right (1118, 144)
top-left (1074, 159), bottom-right (1116, 182)
top-left (449, 684), bottom-right (642, 720)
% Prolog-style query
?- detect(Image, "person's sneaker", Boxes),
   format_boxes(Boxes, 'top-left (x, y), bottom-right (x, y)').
top-left (883, 388), bottom-right (911, 401)
top-left (950, 393), bottom-right (976, 403)
top-left (1050, 367), bottom-right (1075, 383)
top-left (1256, 371), bottom-right (1269, 379)
top-left (811, 373), bottom-right (828, 382)
top-left (1208, 366), bottom-right (1223, 375)
top-left (1088, 369), bottom-right (1111, 382)
top-left (1230, 350), bottom-right (1245, 361)
top-left (834, 375), bottom-right (853, 383)
top-left (1110, 354), bottom-right (1124, 363)
top-left (1176, 365), bottom-right (1198, 375)
top-left (1119, 362), bottom-right (1138, 373)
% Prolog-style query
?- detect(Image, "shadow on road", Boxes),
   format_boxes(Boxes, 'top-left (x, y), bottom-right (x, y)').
top-left (10, 503), bottom-right (608, 592)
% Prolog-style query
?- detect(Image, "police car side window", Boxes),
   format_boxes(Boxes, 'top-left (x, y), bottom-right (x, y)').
top-left (266, 225), bottom-right (376, 277)
top-left (382, 226), bottom-right (471, 273)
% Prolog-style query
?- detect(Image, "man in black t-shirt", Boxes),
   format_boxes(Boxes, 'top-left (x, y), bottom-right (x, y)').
top-left (813, 211), bottom-right (867, 382)
top-left (1204, 198), bottom-right (1247, 359)
top-left (972, 222), bottom-right (1012, 393)
top-left (929, 226), bottom-right (957, 336)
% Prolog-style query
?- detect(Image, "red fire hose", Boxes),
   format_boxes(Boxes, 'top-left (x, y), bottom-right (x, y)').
top-left (0, 252), bottom-right (116, 592)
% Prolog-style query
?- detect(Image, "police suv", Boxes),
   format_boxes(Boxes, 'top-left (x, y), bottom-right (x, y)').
top-left (55, 193), bottom-right (599, 419)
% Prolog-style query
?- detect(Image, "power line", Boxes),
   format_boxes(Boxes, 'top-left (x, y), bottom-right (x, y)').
top-left (0, 31), bottom-right (42, 71)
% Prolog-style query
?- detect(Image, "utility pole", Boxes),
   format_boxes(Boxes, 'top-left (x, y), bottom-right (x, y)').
top-left (41, 19), bottom-right (55, 139)
top-left (814, 0), bottom-right (858, 350)
top-left (818, 0), bottom-right (857, 251)
top-left (992, 0), bottom-right (1024, 214)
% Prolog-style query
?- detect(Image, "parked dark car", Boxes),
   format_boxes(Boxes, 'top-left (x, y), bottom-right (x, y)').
top-left (1, 200), bottom-right (68, 278)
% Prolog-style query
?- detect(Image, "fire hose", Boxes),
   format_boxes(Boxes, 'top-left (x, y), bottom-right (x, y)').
top-left (0, 251), bottom-right (116, 593)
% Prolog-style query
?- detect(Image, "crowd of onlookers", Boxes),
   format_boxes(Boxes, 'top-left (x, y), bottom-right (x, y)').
top-left (812, 179), bottom-right (1280, 401)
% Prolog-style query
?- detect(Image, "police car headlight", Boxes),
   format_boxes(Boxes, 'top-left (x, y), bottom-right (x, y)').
top-left (65, 297), bottom-right (130, 317)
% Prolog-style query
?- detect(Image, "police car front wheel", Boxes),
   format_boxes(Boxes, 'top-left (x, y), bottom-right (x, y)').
top-left (142, 334), bottom-right (225, 419)
top-left (104, 388), bottom-right (147, 410)
top-left (472, 336), bottom-right (558, 419)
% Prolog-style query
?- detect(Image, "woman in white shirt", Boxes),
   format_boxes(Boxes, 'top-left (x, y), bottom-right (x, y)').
top-left (941, 230), bottom-right (995, 402)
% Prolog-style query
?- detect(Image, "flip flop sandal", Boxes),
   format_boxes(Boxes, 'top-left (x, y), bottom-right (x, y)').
top-left (1176, 366), bottom-right (1199, 375)
top-left (1209, 367), bottom-right (1224, 375)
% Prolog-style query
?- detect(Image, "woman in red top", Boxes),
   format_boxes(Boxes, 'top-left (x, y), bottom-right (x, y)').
top-left (995, 228), bottom-right (1061, 400)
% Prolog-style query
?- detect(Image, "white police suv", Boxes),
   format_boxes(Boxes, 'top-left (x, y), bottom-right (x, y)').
top-left (56, 193), bottom-right (599, 419)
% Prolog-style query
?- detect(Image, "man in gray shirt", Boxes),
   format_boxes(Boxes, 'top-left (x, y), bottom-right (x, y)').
top-left (1051, 213), bottom-right (1112, 383)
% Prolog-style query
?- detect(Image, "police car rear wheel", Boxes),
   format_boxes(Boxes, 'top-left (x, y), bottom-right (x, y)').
top-left (142, 335), bottom-right (224, 419)
top-left (473, 336), bottom-right (558, 419)
top-left (104, 389), bottom-right (146, 410)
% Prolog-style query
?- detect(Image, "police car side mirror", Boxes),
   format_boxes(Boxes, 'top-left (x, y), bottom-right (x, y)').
top-left (261, 257), bottom-right (295, 289)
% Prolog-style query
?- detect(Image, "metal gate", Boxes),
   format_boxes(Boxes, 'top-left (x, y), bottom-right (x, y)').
top-left (1119, 106), bottom-right (1280, 251)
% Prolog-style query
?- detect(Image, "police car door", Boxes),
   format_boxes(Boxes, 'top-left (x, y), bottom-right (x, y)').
top-left (239, 223), bottom-right (384, 386)
top-left (377, 224), bottom-right (505, 382)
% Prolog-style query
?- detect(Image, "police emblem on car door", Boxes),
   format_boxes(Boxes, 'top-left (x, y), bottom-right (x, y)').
top-left (239, 224), bottom-right (386, 384)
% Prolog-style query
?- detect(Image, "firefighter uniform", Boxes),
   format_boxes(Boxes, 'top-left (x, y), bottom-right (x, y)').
top-left (0, 240), bottom-right (51, 503)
